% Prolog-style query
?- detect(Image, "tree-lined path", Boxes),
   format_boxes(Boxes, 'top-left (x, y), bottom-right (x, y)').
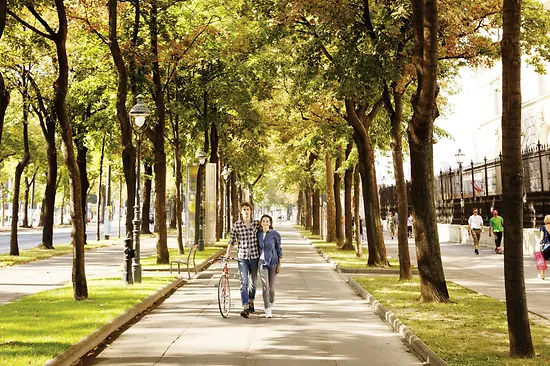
top-left (85, 223), bottom-right (423, 366)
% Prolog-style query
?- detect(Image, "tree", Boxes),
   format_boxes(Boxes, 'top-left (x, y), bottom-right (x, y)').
top-left (29, 76), bottom-right (57, 249)
top-left (501, 0), bottom-right (534, 357)
top-left (8, 0), bottom-right (88, 299)
top-left (9, 66), bottom-right (31, 256)
top-left (408, 0), bottom-right (448, 302)
top-left (383, 83), bottom-right (412, 280)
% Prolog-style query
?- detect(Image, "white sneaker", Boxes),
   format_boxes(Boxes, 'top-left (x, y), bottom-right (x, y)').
top-left (265, 307), bottom-right (272, 318)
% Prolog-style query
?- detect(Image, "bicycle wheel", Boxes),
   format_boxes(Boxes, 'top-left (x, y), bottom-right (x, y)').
top-left (218, 274), bottom-right (231, 318)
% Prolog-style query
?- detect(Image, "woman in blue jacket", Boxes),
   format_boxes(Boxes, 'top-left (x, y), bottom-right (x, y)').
top-left (257, 214), bottom-right (282, 318)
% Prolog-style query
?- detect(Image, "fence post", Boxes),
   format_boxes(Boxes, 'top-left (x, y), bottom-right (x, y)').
top-left (484, 157), bottom-right (489, 197)
top-left (449, 166), bottom-right (453, 198)
top-left (538, 141), bottom-right (545, 219)
top-left (440, 169), bottom-right (444, 201)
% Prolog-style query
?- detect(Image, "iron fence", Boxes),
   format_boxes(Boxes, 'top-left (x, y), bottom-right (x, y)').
top-left (379, 142), bottom-right (550, 228)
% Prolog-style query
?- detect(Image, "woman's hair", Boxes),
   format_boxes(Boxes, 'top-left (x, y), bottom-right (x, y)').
top-left (241, 202), bottom-right (253, 210)
top-left (544, 215), bottom-right (550, 224)
top-left (260, 214), bottom-right (273, 229)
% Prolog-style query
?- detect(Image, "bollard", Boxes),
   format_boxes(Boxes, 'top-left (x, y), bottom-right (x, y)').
top-left (123, 237), bottom-right (135, 284)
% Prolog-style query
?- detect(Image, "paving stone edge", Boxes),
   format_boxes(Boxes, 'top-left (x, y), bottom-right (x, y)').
top-left (44, 248), bottom-right (226, 366)
top-left (300, 233), bottom-right (446, 366)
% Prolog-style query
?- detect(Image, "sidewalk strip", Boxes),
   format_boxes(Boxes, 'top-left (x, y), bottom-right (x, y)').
top-left (301, 233), bottom-right (447, 366)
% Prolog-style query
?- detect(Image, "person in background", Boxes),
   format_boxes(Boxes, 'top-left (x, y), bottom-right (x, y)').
top-left (226, 202), bottom-right (261, 318)
top-left (488, 210), bottom-right (504, 254)
top-left (257, 214), bottom-right (282, 318)
top-left (468, 208), bottom-right (484, 255)
top-left (407, 214), bottom-right (413, 238)
top-left (387, 212), bottom-right (396, 240)
top-left (539, 215), bottom-right (550, 280)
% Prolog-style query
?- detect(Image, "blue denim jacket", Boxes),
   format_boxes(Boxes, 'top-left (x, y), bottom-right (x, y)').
top-left (257, 229), bottom-right (282, 267)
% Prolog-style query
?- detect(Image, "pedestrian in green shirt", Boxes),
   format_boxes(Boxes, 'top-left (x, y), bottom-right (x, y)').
top-left (489, 210), bottom-right (504, 254)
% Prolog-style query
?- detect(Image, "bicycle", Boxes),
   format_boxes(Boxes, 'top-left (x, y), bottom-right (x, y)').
top-left (217, 256), bottom-right (239, 318)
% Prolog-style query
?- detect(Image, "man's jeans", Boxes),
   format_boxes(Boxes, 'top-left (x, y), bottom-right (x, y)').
top-left (238, 258), bottom-right (258, 306)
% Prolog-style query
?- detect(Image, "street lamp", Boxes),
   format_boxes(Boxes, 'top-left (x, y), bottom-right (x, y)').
top-left (455, 149), bottom-right (465, 224)
top-left (129, 94), bottom-right (151, 284)
top-left (196, 149), bottom-right (207, 251)
top-left (221, 166), bottom-right (231, 238)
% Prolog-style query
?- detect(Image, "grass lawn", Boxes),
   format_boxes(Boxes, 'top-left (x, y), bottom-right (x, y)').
top-left (0, 276), bottom-right (177, 366)
top-left (0, 241), bottom-right (112, 267)
top-left (355, 276), bottom-right (550, 365)
top-left (296, 226), bottom-right (402, 269)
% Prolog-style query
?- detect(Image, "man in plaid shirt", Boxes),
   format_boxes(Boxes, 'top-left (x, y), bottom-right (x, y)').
top-left (225, 202), bottom-right (261, 318)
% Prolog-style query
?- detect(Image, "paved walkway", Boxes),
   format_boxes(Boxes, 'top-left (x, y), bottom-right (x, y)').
top-left (383, 234), bottom-right (550, 319)
top-left (84, 224), bottom-right (423, 366)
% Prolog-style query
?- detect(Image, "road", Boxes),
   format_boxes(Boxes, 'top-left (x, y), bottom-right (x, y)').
top-left (0, 221), bottom-right (150, 254)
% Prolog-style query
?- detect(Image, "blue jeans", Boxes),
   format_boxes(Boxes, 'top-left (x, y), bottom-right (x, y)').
top-left (238, 258), bottom-right (259, 306)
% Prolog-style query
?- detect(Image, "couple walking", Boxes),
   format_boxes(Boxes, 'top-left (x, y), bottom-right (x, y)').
top-left (225, 202), bottom-right (283, 318)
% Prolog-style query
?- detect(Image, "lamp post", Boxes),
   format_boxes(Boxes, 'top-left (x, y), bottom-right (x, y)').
top-left (471, 160), bottom-right (475, 200)
top-left (196, 149), bottom-right (207, 251)
top-left (129, 94), bottom-right (151, 284)
top-left (221, 166), bottom-right (231, 238)
top-left (455, 149), bottom-right (465, 224)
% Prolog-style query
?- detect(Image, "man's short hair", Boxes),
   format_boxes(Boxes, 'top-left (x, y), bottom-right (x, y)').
top-left (241, 202), bottom-right (253, 210)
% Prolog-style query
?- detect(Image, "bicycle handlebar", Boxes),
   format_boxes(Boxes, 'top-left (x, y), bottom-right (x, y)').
top-left (215, 256), bottom-right (240, 262)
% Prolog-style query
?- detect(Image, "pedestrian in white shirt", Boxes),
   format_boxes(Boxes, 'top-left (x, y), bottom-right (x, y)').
top-left (468, 208), bottom-right (484, 255)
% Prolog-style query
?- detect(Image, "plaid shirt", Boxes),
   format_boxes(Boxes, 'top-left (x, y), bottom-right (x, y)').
top-left (229, 219), bottom-right (261, 260)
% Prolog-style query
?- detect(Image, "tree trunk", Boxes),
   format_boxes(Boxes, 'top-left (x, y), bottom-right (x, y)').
top-left (230, 171), bottom-right (239, 223)
top-left (383, 85), bottom-right (412, 280)
top-left (502, 0), bottom-right (535, 356)
top-left (334, 145), bottom-right (345, 248)
top-left (195, 163), bottom-right (205, 246)
top-left (346, 101), bottom-right (387, 266)
top-left (325, 150), bottom-right (336, 242)
top-left (343, 143), bottom-right (355, 250)
top-left (96, 135), bottom-right (105, 241)
top-left (210, 122), bottom-right (221, 240)
top-left (305, 188), bottom-right (312, 231)
top-left (297, 189), bottom-right (303, 226)
top-left (174, 124), bottom-right (184, 254)
top-left (409, 0), bottom-right (448, 302)
top-left (145, 0), bottom-right (169, 264)
top-left (312, 189), bottom-right (320, 235)
top-left (0, 2), bottom-right (9, 152)
top-left (10, 83), bottom-right (31, 255)
top-left (141, 162), bottom-right (153, 234)
top-left (109, 0), bottom-right (136, 237)
top-left (22, 177), bottom-right (30, 227)
top-left (76, 140), bottom-right (89, 244)
top-left (354, 165), bottom-right (363, 257)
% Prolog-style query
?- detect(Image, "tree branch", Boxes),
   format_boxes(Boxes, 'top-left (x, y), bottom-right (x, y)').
top-left (7, 10), bottom-right (54, 40)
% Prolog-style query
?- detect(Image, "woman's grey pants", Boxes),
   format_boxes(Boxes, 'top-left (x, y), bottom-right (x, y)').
top-left (259, 259), bottom-right (277, 309)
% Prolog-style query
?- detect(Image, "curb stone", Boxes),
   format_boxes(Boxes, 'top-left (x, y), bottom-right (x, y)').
top-left (348, 278), bottom-right (447, 366)
top-left (299, 232), bottom-right (446, 366)
top-left (44, 249), bottom-right (225, 366)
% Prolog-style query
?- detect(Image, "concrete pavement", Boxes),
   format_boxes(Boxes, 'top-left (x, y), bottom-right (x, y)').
top-left (383, 233), bottom-right (550, 319)
top-left (84, 224), bottom-right (424, 366)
